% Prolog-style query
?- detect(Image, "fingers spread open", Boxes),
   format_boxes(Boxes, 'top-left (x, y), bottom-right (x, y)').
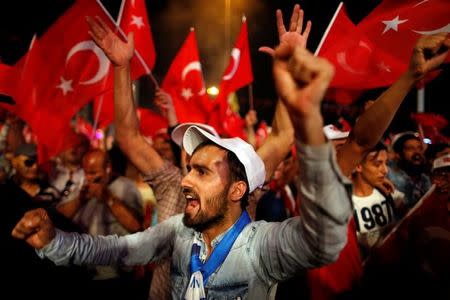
top-left (289, 4), bottom-right (300, 32)
top-left (276, 9), bottom-right (286, 37)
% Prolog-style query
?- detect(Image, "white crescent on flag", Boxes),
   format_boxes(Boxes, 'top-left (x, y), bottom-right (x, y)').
top-left (181, 61), bottom-right (206, 95)
top-left (66, 40), bottom-right (111, 85)
top-left (412, 23), bottom-right (450, 35)
top-left (336, 41), bottom-right (373, 75)
top-left (222, 48), bottom-right (241, 80)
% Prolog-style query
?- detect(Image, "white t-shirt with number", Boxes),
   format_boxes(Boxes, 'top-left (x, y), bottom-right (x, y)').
top-left (352, 188), bottom-right (403, 253)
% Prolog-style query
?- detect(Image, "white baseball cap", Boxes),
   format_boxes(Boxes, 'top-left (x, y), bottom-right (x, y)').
top-left (323, 124), bottom-right (350, 140)
top-left (171, 122), bottom-right (219, 146)
top-left (391, 131), bottom-right (420, 152)
top-left (432, 154), bottom-right (450, 171)
top-left (182, 125), bottom-right (266, 193)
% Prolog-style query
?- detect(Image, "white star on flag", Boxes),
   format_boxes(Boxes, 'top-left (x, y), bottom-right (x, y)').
top-left (56, 76), bottom-right (74, 95)
top-left (181, 88), bottom-right (193, 100)
top-left (130, 15), bottom-right (145, 29)
top-left (382, 15), bottom-right (408, 34)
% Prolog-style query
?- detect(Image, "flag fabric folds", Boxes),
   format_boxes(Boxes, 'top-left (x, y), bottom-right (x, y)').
top-left (161, 29), bottom-right (211, 124)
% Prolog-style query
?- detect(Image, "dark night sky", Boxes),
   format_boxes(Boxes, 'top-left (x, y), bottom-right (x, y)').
top-left (0, 0), bottom-right (448, 135)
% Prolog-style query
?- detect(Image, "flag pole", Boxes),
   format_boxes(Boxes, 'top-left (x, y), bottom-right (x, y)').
top-left (95, 0), bottom-right (159, 88)
top-left (116, 0), bottom-right (126, 25)
top-left (248, 84), bottom-right (254, 111)
top-left (91, 94), bottom-right (104, 140)
top-left (314, 2), bottom-right (344, 56)
top-left (417, 87), bottom-right (425, 113)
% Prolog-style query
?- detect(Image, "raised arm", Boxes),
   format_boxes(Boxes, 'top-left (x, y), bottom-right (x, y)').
top-left (251, 44), bottom-right (353, 282)
top-left (273, 44), bottom-right (331, 145)
top-left (256, 3), bottom-right (311, 181)
top-left (86, 16), bottom-right (164, 174)
top-left (259, 4), bottom-right (311, 56)
top-left (337, 32), bottom-right (450, 177)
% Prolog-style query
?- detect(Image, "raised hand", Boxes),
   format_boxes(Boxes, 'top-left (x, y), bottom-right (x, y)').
top-left (273, 44), bottom-right (334, 118)
top-left (86, 16), bottom-right (134, 67)
top-left (259, 4), bottom-right (312, 56)
top-left (11, 208), bottom-right (56, 249)
top-left (245, 110), bottom-right (258, 128)
top-left (154, 89), bottom-right (174, 112)
top-left (409, 32), bottom-right (450, 80)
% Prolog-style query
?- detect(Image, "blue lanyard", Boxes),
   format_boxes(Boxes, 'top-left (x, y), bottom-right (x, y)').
top-left (190, 211), bottom-right (251, 284)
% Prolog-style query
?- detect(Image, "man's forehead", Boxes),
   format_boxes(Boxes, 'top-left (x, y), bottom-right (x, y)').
top-left (190, 144), bottom-right (228, 164)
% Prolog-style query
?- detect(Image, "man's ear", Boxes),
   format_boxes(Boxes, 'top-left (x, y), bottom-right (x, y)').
top-left (229, 181), bottom-right (247, 203)
top-left (355, 164), bottom-right (363, 173)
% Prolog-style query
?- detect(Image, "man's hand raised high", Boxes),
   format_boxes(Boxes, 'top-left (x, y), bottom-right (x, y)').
top-left (86, 16), bottom-right (134, 67)
top-left (259, 4), bottom-right (312, 56)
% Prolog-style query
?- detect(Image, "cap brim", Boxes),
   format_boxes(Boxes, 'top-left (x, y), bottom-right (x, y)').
top-left (182, 126), bottom-right (222, 155)
top-left (172, 122), bottom-right (219, 147)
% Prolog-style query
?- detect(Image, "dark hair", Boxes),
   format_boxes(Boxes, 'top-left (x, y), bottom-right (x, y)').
top-left (393, 133), bottom-right (420, 154)
top-left (363, 142), bottom-right (387, 161)
top-left (194, 141), bottom-right (250, 209)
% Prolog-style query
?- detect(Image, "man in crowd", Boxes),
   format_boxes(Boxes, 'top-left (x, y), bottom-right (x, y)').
top-left (388, 132), bottom-right (431, 207)
top-left (11, 13), bottom-right (353, 300)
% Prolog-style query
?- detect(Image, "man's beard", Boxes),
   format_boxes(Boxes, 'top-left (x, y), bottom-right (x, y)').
top-left (399, 154), bottom-right (426, 176)
top-left (183, 186), bottom-right (229, 232)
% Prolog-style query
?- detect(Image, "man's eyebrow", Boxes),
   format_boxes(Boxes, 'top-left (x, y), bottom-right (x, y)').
top-left (189, 163), bottom-right (212, 172)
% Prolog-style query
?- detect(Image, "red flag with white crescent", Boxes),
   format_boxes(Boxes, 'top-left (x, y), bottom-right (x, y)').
top-left (119, 0), bottom-right (156, 75)
top-left (318, 4), bottom-right (405, 90)
top-left (209, 17), bottom-right (253, 137)
top-left (161, 29), bottom-right (211, 123)
top-left (357, 0), bottom-right (450, 65)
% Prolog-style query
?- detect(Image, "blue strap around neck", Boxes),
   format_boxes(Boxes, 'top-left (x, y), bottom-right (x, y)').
top-left (190, 211), bottom-right (251, 284)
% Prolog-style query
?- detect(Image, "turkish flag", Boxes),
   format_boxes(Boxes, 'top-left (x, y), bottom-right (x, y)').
top-left (318, 3), bottom-right (405, 90)
top-left (92, 0), bottom-right (157, 131)
top-left (217, 17), bottom-right (253, 102)
top-left (6, 0), bottom-right (117, 163)
top-left (307, 218), bottom-right (363, 300)
top-left (209, 18), bottom-right (253, 137)
top-left (0, 63), bottom-right (18, 106)
top-left (324, 88), bottom-right (364, 105)
top-left (120, 0), bottom-right (156, 76)
top-left (368, 186), bottom-right (449, 266)
top-left (161, 29), bottom-right (211, 123)
top-left (0, 36), bottom-right (40, 117)
top-left (137, 107), bottom-right (168, 138)
top-left (357, 0), bottom-right (450, 65)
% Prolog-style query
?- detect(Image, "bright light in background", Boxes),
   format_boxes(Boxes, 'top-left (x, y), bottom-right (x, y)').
top-left (423, 138), bottom-right (432, 144)
top-left (207, 86), bottom-right (219, 96)
top-left (95, 129), bottom-right (104, 140)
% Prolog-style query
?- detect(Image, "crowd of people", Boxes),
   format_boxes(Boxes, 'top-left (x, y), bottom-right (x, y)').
top-left (1, 4), bottom-right (449, 300)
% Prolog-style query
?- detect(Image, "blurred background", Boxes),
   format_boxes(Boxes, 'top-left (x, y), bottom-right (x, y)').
top-left (0, 0), bottom-right (448, 135)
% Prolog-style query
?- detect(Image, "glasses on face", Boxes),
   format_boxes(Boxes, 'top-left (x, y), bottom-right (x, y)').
top-left (23, 158), bottom-right (37, 168)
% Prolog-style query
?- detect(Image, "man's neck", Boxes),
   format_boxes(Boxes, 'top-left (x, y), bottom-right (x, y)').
top-left (201, 209), bottom-right (243, 257)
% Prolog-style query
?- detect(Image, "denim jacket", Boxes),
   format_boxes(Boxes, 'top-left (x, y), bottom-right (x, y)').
top-left (39, 142), bottom-right (352, 299)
